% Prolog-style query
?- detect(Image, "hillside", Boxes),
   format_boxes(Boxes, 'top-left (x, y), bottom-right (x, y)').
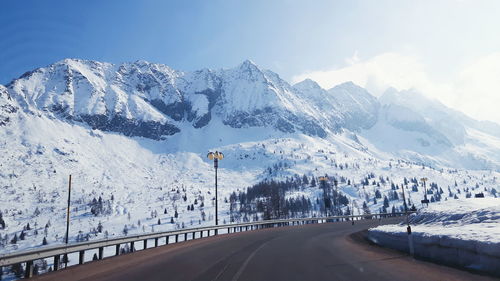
top-left (0, 59), bottom-right (499, 257)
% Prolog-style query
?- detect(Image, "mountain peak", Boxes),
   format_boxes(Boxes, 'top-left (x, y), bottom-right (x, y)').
top-left (132, 59), bottom-right (153, 66)
top-left (293, 78), bottom-right (322, 90)
top-left (238, 59), bottom-right (260, 71)
top-left (335, 81), bottom-right (361, 89)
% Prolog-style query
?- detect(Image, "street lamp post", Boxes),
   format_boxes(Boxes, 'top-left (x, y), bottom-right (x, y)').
top-left (334, 179), bottom-right (339, 215)
top-left (207, 151), bottom-right (224, 229)
top-left (319, 176), bottom-right (329, 217)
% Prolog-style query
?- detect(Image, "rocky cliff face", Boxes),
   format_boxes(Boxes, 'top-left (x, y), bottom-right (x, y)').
top-left (0, 85), bottom-right (18, 126)
top-left (4, 59), bottom-right (378, 139)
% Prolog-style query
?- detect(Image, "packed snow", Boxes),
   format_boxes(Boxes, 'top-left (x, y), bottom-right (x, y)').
top-left (1, 59), bottom-right (500, 279)
top-left (368, 198), bottom-right (500, 276)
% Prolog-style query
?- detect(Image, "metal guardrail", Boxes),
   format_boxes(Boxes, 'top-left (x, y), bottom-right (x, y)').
top-left (0, 212), bottom-right (411, 279)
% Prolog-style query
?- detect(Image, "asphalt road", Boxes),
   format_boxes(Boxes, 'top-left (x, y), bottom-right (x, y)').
top-left (34, 218), bottom-right (497, 281)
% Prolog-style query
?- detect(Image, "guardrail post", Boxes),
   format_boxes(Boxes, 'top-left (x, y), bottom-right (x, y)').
top-left (79, 250), bottom-right (85, 264)
top-left (143, 239), bottom-right (148, 249)
top-left (24, 260), bottom-right (33, 278)
top-left (200, 231), bottom-right (203, 238)
top-left (184, 233), bottom-right (188, 241)
top-left (54, 255), bottom-right (60, 271)
top-left (155, 238), bottom-right (159, 247)
top-left (130, 241), bottom-right (135, 252)
top-left (116, 244), bottom-right (120, 256)
top-left (228, 227), bottom-right (230, 233)
top-left (98, 247), bottom-right (104, 260)
top-left (175, 234), bottom-right (179, 243)
top-left (166, 236), bottom-right (169, 244)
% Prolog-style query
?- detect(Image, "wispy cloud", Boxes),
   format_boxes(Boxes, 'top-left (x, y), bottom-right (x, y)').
top-left (292, 52), bottom-right (500, 124)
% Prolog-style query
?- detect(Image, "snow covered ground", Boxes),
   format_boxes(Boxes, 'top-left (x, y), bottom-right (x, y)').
top-left (2, 59), bottom-right (500, 279)
top-left (368, 198), bottom-right (500, 276)
top-left (1, 109), bottom-right (498, 258)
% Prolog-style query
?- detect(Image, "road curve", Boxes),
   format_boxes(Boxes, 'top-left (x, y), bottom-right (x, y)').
top-left (33, 218), bottom-right (496, 281)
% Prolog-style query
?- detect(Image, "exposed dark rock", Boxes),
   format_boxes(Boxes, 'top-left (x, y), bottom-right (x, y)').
top-left (150, 100), bottom-right (187, 121)
top-left (223, 108), bottom-right (326, 138)
top-left (80, 114), bottom-right (180, 140)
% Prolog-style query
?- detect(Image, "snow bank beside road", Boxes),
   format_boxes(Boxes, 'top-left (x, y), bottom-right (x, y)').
top-left (368, 198), bottom-right (500, 276)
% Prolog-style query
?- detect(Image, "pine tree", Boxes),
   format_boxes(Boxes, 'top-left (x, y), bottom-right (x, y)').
top-left (362, 201), bottom-right (371, 218)
top-left (302, 174), bottom-right (309, 184)
top-left (42, 237), bottom-right (48, 245)
top-left (393, 191), bottom-right (399, 200)
top-left (11, 234), bottom-right (18, 244)
top-left (310, 177), bottom-right (316, 187)
top-left (0, 212), bottom-right (5, 229)
top-left (383, 196), bottom-right (390, 208)
top-left (157, 218), bottom-right (161, 225)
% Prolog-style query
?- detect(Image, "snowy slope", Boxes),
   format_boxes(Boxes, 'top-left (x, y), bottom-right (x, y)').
top-left (363, 88), bottom-right (500, 170)
top-left (328, 82), bottom-right (380, 131)
top-left (368, 198), bottom-right (500, 276)
top-left (1, 59), bottom-right (500, 261)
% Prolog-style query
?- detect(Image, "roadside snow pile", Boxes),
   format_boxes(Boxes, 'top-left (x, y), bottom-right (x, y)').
top-left (368, 198), bottom-right (500, 276)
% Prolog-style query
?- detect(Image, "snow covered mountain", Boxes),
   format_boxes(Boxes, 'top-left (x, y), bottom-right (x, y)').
top-left (363, 87), bottom-right (500, 170)
top-left (1, 59), bottom-right (500, 264)
top-left (7, 58), bottom-right (499, 169)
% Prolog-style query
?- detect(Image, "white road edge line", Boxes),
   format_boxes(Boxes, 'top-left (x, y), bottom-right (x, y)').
top-left (231, 239), bottom-right (273, 281)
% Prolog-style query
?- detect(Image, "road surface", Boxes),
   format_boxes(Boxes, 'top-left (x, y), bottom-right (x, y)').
top-left (34, 218), bottom-right (497, 281)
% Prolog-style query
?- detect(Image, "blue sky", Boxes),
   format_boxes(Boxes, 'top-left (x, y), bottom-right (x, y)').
top-left (1, 0), bottom-right (500, 122)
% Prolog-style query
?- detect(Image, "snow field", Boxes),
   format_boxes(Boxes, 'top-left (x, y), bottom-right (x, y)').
top-left (368, 198), bottom-right (500, 276)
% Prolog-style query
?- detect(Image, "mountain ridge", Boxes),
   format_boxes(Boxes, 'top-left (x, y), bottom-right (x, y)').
top-left (2, 58), bottom-right (500, 170)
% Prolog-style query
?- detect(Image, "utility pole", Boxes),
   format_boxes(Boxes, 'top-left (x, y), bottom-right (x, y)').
top-left (402, 182), bottom-right (414, 257)
top-left (64, 174), bottom-right (72, 267)
top-left (401, 184), bottom-right (408, 213)
top-left (420, 177), bottom-right (429, 206)
top-left (351, 199), bottom-right (355, 225)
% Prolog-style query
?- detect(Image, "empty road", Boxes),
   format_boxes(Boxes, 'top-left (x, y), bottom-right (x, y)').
top-left (34, 218), bottom-right (496, 281)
